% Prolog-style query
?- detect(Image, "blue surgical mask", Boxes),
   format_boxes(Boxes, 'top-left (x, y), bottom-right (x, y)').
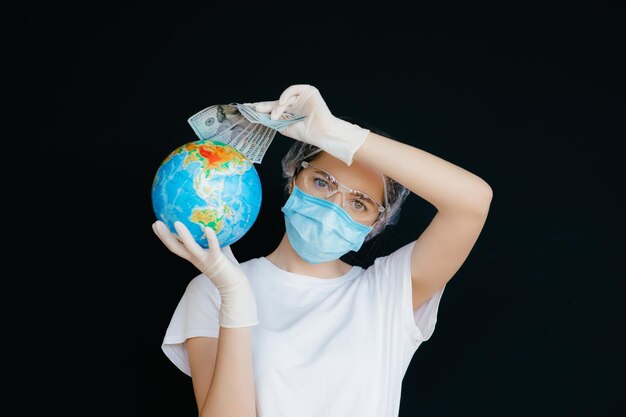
top-left (281, 185), bottom-right (373, 264)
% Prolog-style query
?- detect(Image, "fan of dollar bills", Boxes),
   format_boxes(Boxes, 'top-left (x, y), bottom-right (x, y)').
top-left (187, 103), bottom-right (305, 164)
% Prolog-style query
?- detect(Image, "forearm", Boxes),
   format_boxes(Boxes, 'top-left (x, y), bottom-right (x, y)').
top-left (201, 326), bottom-right (256, 417)
top-left (354, 131), bottom-right (492, 213)
top-left (201, 257), bottom-right (258, 417)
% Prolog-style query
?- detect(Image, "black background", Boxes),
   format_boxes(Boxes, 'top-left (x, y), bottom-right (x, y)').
top-left (7, 1), bottom-right (625, 416)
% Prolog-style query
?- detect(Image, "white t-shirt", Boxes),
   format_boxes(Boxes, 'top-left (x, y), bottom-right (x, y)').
top-left (162, 240), bottom-right (446, 417)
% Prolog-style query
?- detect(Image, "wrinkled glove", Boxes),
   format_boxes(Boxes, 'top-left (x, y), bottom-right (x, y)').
top-left (152, 220), bottom-right (259, 328)
top-left (252, 84), bottom-right (370, 166)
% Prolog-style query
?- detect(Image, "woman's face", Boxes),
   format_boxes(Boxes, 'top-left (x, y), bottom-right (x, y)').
top-left (291, 151), bottom-right (386, 226)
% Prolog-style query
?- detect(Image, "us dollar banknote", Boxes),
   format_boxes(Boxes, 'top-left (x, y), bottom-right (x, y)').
top-left (187, 103), bottom-right (305, 164)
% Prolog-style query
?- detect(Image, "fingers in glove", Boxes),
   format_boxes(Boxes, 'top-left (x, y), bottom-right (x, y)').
top-left (271, 95), bottom-right (298, 120)
top-left (153, 221), bottom-right (192, 260)
top-left (278, 84), bottom-right (317, 106)
top-left (203, 225), bottom-right (222, 253)
top-left (173, 221), bottom-right (207, 260)
top-left (252, 101), bottom-right (276, 113)
top-left (278, 84), bottom-right (313, 105)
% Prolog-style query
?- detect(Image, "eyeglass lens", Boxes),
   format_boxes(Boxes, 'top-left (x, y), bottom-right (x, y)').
top-left (298, 167), bottom-right (382, 223)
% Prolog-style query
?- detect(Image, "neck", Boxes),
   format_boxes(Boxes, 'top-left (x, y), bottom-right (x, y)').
top-left (265, 233), bottom-right (352, 279)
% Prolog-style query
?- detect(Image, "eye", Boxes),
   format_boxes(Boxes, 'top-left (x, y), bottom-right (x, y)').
top-left (313, 177), bottom-right (329, 189)
top-left (352, 199), bottom-right (368, 211)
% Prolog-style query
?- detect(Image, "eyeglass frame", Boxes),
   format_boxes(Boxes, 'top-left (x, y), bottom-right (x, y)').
top-left (292, 160), bottom-right (386, 225)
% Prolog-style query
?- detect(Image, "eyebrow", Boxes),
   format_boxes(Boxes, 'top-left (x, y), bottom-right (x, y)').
top-left (311, 168), bottom-right (369, 198)
top-left (312, 168), bottom-right (335, 178)
top-left (311, 168), bottom-right (340, 185)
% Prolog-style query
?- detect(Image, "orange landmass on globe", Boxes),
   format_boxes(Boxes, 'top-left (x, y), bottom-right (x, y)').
top-left (190, 208), bottom-right (225, 233)
top-left (163, 141), bottom-right (248, 176)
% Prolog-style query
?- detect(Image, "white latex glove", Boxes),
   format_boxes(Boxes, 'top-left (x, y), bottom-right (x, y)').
top-left (152, 220), bottom-right (259, 328)
top-left (252, 84), bottom-right (370, 166)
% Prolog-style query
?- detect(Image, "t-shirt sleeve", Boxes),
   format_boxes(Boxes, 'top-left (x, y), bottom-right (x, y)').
top-left (161, 273), bottom-right (221, 377)
top-left (369, 240), bottom-right (446, 344)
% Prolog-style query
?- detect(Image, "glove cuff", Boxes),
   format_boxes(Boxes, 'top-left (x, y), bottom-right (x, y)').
top-left (218, 277), bottom-right (260, 328)
top-left (321, 117), bottom-right (370, 166)
top-left (201, 255), bottom-right (260, 328)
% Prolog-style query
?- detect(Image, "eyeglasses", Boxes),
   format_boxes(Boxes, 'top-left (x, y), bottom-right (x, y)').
top-left (294, 161), bottom-right (386, 224)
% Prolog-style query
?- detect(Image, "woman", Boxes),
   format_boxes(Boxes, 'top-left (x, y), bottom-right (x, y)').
top-left (152, 85), bottom-right (493, 417)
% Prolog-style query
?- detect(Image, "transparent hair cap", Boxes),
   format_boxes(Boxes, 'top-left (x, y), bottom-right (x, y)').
top-left (281, 141), bottom-right (410, 243)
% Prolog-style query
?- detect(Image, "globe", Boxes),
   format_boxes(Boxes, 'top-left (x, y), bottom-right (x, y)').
top-left (151, 139), bottom-right (262, 249)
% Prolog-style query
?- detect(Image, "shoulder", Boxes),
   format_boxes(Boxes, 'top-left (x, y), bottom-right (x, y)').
top-left (359, 241), bottom-right (417, 288)
top-left (184, 258), bottom-right (263, 292)
top-left (183, 274), bottom-right (220, 302)
top-left (238, 257), bottom-right (263, 272)
top-left (185, 256), bottom-right (253, 295)
top-left (367, 240), bottom-right (417, 272)
top-left (186, 273), bottom-right (210, 290)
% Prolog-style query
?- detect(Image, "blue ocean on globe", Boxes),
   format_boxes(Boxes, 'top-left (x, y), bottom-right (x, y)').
top-left (151, 139), bottom-right (262, 248)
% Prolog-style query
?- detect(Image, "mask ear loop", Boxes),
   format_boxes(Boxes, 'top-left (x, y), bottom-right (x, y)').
top-left (379, 173), bottom-right (388, 221)
top-left (288, 172), bottom-right (299, 195)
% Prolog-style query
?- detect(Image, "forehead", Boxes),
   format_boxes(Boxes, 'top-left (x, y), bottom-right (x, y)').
top-left (305, 152), bottom-right (385, 202)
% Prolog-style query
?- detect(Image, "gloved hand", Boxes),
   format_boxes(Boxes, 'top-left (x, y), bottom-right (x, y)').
top-left (152, 220), bottom-right (260, 328)
top-left (252, 84), bottom-right (370, 166)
